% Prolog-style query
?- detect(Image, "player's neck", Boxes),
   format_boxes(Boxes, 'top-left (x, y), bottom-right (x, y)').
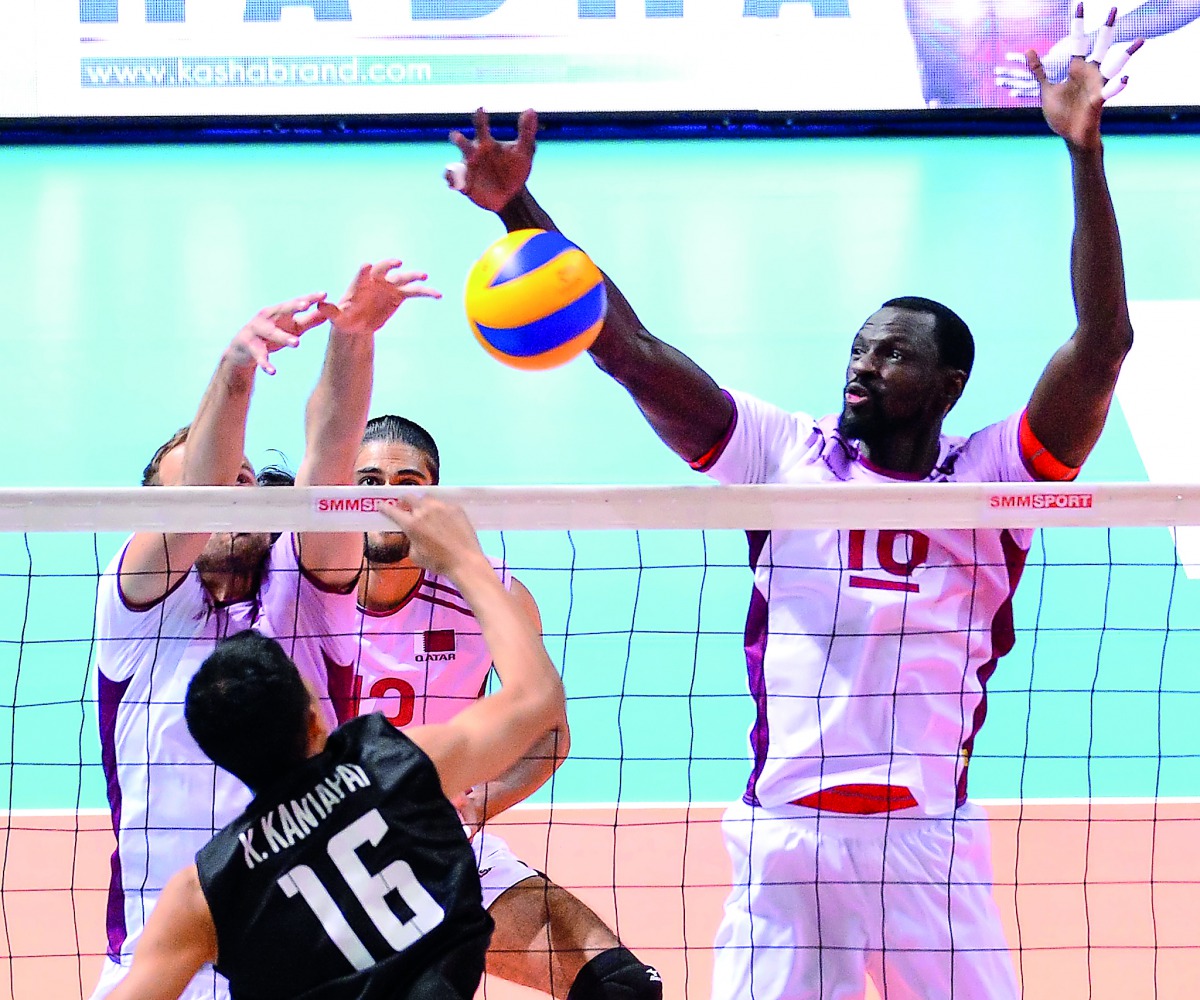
top-left (199, 570), bottom-right (259, 606)
top-left (358, 560), bottom-right (424, 614)
top-left (856, 425), bottom-right (943, 478)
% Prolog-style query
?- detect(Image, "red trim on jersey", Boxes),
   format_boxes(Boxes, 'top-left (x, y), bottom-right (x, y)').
top-left (688, 390), bottom-right (738, 472)
top-left (856, 454), bottom-right (928, 481)
top-left (322, 649), bottom-right (358, 726)
top-left (848, 575), bottom-right (919, 594)
top-left (792, 783), bottom-right (918, 814)
top-left (115, 539), bottom-right (192, 613)
top-left (421, 578), bottom-right (466, 601)
top-left (293, 534), bottom-right (360, 596)
top-left (358, 571), bottom-right (426, 618)
top-left (1018, 409), bottom-right (1080, 482)
top-left (741, 531), bottom-right (772, 807)
top-left (957, 528), bottom-right (1028, 807)
top-left (416, 592), bottom-right (474, 618)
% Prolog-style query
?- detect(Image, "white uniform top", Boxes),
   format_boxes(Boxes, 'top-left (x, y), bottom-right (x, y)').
top-left (349, 562), bottom-right (512, 728)
top-left (704, 390), bottom-right (1037, 818)
top-left (94, 534), bottom-right (359, 971)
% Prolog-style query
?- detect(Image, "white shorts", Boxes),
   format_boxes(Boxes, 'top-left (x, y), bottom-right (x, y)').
top-left (473, 828), bottom-right (541, 910)
top-left (91, 955), bottom-right (228, 1000)
top-left (711, 799), bottom-right (1019, 1000)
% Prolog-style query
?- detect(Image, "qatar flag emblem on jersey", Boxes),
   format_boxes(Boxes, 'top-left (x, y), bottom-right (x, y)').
top-left (418, 629), bottom-right (456, 655)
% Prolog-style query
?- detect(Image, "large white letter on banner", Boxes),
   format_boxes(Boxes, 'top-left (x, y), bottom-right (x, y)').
top-left (411, 0), bottom-right (509, 18)
top-left (744, 0), bottom-right (849, 15)
top-left (244, 0), bottom-right (351, 20)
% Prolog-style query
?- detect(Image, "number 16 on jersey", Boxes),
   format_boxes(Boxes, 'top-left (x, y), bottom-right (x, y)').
top-left (278, 808), bottom-right (445, 970)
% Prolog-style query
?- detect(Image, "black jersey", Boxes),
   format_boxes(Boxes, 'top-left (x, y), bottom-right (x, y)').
top-left (196, 713), bottom-right (491, 1000)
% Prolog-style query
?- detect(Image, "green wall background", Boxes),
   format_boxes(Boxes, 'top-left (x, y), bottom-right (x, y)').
top-left (1, 134), bottom-right (1198, 810)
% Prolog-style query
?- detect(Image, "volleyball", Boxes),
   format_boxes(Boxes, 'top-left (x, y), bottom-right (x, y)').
top-left (464, 229), bottom-right (607, 370)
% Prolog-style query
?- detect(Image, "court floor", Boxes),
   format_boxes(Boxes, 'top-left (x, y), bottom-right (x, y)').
top-left (3, 801), bottom-right (1197, 1000)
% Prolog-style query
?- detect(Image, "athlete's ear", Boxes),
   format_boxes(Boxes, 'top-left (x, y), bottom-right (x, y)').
top-left (942, 368), bottom-right (967, 415)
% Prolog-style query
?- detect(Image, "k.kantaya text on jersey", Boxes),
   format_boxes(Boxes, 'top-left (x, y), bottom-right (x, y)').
top-left (197, 714), bottom-right (491, 1000)
top-left (701, 390), bottom-right (1036, 817)
top-left (93, 535), bottom-right (358, 991)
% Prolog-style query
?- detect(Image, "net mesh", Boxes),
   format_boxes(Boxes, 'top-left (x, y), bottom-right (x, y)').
top-left (0, 484), bottom-right (1198, 1000)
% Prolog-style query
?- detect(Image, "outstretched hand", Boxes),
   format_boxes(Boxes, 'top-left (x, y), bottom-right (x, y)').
top-left (447, 107), bottom-right (538, 212)
top-left (317, 260), bottom-right (441, 337)
top-left (1026, 4), bottom-right (1142, 152)
top-left (378, 497), bottom-right (487, 579)
top-left (996, 39), bottom-right (1072, 98)
top-left (226, 293), bottom-right (328, 376)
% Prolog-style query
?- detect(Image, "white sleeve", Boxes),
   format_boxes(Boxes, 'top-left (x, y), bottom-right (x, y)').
top-left (261, 533), bottom-right (361, 683)
top-left (700, 389), bottom-right (822, 486)
top-left (959, 412), bottom-right (1038, 484)
top-left (94, 538), bottom-right (202, 682)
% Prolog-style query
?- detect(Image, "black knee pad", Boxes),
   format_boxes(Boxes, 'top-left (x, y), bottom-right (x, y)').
top-left (566, 947), bottom-right (663, 1000)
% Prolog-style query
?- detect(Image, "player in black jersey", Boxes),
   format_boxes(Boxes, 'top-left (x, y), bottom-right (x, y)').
top-left (106, 497), bottom-right (567, 1000)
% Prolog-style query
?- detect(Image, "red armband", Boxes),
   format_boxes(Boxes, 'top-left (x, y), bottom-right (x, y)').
top-left (1019, 410), bottom-right (1080, 482)
top-left (688, 391), bottom-right (738, 472)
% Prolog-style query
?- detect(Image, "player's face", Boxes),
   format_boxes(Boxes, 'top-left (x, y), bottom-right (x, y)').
top-left (154, 443), bottom-right (258, 490)
top-left (838, 307), bottom-right (949, 442)
top-left (157, 445), bottom-right (273, 574)
top-left (355, 441), bottom-right (437, 565)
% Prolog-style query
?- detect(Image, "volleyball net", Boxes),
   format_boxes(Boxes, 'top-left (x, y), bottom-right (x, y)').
top-left (1, 483), bottom-right (1198, 1000)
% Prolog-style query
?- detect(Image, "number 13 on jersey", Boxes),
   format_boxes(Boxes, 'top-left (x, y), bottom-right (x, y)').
top-left (847, 529), bottom-right (930, 594)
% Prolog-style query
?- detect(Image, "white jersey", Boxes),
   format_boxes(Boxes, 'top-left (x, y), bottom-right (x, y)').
top-left (93, 534), bottom-right (359, 980)
top-left (704, 389), bottom-right (1037, 817)
top-left (350, 563), bottom-right (512, 727)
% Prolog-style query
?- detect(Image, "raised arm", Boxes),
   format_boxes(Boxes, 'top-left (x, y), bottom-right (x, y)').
top-left (107, 865), bottom-right (218, 1000)
top-left (120, 296), bottom-right (327, 606)
top-left (1022, 29), bottom-right (1140, 470)
top-left (386, 499), bottom-right (565, 802)
top-left (294, 263), bottom-right (441, 589)
top-left (450, 108), bottom-right (732, 465)
top-left (998, 2), bottom-right (1182, 126)
top-left (453, 580), bottom-right (570, 833)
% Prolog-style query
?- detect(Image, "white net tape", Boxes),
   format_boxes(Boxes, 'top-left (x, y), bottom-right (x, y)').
top-left (2, 481), bottom-right (1200, 533)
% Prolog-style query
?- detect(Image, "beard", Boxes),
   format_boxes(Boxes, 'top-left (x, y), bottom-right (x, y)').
top-left (837, 403), bottom-right (882, 442)
top-left (194, 531), bottom-right (272, 578)
top-left (365, 531), bottom-right (410, 565)
top-left (839, 394), bottom-right (937, 449)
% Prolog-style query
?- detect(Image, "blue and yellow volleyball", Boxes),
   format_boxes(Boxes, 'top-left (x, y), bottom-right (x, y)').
top-left (465, 229), bottom-right (607, 370)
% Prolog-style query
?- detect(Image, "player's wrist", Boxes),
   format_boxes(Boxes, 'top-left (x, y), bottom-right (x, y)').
top-left (1067, 136), bottom-right (1105, 161)
top-left (328, 314), bottom-right (381, 338)
top-left (219, 347), bottom-right (259, 384)
top-left (497, 187), bottom-right (534, 229)
top-left (444, 550), bottom-right (493, 585)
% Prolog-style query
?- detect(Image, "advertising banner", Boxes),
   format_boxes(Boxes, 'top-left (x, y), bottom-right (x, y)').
top-left (0, 1), bottom-right (1196, 119)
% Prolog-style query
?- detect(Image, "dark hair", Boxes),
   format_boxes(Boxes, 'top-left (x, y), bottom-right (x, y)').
top-left (882, 296), bottom-right (974, 379)
top-left (362, 415), bottom-right (441, 484)
top-left (256, 464), bottom-right (295, 488)
top-left (256, 465), bottom-right (294, 543)
top-left (142, 425), bottom-right (191, 486)
top-left (185, 630), bottom-right (312, 790)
